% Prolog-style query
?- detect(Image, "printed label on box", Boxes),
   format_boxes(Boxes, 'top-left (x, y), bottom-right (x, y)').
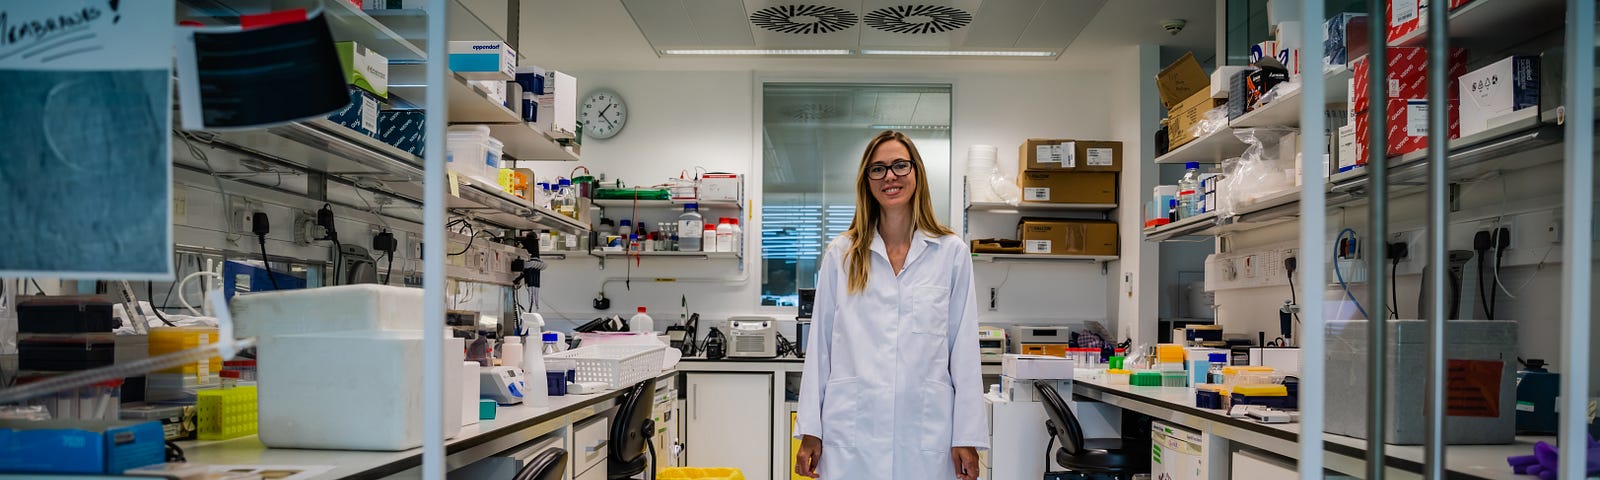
top-left (1036, 145), bottom-right (1056, 164)
top-left (1086, 148), bottom-right (1114, 166)
top-left (1061, 142), bottom-right (1077, 168)
top-left (1025, 240), bottom-right (1051, 254)
top-left (1388, 79), bottom-right (1401, 98)
top-left (1024, 187), bottom-right (1051, 201)
top-left (1393, 0), bottom-right (1418, 26)
top-left (1407, 101), bottom-right (1428, 136)
top-left (360, 95), bottom-right (378, 133)
top-left (1447, 359), bottom-right (1503, 417)
top-left (1516, 401), bottom-right (1536, 412)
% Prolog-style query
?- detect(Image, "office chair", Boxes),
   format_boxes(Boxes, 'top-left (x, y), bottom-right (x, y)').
top-left (1035, 381), bottom-right (1146, 478)
top-left (608, 378), bottom-right (659, 480)
top-left (514, 448), bottom-right (568, 480)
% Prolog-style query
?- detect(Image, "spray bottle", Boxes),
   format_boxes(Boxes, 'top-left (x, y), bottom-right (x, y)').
top-left (519, 312), bottom-right (550, 407)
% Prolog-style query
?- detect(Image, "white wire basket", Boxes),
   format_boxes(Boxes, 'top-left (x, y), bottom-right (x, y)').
top-left (545, 344), bottom-right (666, 389)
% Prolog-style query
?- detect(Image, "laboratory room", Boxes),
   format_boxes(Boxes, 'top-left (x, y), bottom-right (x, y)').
top-left (3, 0), bottom-right (1600, 479)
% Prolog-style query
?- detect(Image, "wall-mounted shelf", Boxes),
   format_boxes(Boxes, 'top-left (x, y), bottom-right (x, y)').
top-left (1154, 127), bottom-right (1245, 164)
top-left (585, 251), bottom-right (741, 259)
top-left (966, 201), bottom-right (1117, 213)
top-left (447, 179), bottom-right (588, 235)
top-left (972, 254), bottom-right (1118, 263)
top-left (1142, 211), bottom-right (1219, 241)
top-left (591, 198), bottom-right (744, 209)
top-left (488, 123), bottom-right (580, 161)
top-left (1228, 66), bottom-right (1354, 129)
top-left (179, 0), bottom-right (426, 62)
top-left (389, 71), bottom-right (520, 124)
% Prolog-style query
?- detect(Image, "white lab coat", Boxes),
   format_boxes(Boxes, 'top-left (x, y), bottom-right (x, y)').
top-left (796, 229), bottom-right (988, 480)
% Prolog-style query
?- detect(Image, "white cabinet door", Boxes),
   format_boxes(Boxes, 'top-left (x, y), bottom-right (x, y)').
top-left (685, 373), bottom-right (773, 480)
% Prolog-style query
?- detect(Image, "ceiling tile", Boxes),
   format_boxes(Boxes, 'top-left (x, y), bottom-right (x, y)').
top-left (961, 0), bottom-right (1044, 48)
top-left (683, 0), bottom-right (756, 47)
top-left (620, 0), bottom-right (700, 47)
top-left (1015, 0), bottom-right (1105, 50)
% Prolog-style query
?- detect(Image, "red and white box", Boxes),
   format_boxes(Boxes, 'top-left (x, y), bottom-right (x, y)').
top-left (1352, 47), bottom-right (1467, 113)
top-left (1353, 97), bottom-right (1460, 165)
top-left (697, 173), bottom-right (743, 203)
top-left (1387, 0), bottom-right (1475, 45)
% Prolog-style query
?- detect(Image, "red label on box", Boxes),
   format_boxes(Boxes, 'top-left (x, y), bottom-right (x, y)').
top-left (1389, 0), bottom-right (1477, 45)
top-left (1352, 47), bottom-right (1467, 113)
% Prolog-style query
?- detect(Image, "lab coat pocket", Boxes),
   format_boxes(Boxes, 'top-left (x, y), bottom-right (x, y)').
top-left (918, 379), bottom-right (956, 452)
top-left (909, 285), bottom-right (952, 336)
top-left (820, 377), bottom-right (863, 448)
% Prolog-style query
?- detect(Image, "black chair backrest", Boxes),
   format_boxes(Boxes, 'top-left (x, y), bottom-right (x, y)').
top-left (518, 448), bottom-right (568, 480)
top-left (609, 378), bottom-right (658, 464)
top-left (1034, 381), bottom-right (1086, 455)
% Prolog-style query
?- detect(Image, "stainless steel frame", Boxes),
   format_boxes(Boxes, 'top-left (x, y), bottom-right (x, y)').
top-left (1558, 1), bottom-right (1595, 479)
top-left (1364, 3), bottom-right (1391, 477)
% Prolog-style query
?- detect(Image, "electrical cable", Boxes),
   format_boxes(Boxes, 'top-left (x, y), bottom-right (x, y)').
top-left (174, 131), bottom-right (240, 245)
top-left (257, 236), bottom-right (282, 290)
top-left (1334, 228), bottom-right (1370, 320)
top-left (1390, 258), bottom-right (1401, 318)
top-left (29, 279), bottom-right (44, 295)
top-left (1474, 233), bottom-right (1492, 320)
top-left (146, 282), bottom-right (175, 327)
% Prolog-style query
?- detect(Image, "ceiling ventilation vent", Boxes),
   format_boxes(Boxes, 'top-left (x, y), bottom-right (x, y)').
top-left (864, 5), bottom-right (973, 34)
top-left (751, 5), bottom-right (860, 35)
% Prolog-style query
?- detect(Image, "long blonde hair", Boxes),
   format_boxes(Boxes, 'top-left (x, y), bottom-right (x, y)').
top-left (842, 131), bottom-right (954, 294)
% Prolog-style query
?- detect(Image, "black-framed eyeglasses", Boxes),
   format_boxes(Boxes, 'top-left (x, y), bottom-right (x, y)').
top-left (866, 160), bottom-right (915, 180)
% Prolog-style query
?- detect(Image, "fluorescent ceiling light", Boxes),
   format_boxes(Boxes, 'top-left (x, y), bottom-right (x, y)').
top-left (869, 124), bottom-right (950, 130)
top-left (860, 49), bottom-right (1057, 57)
top-left (660, 49), bottom-right (852, 56)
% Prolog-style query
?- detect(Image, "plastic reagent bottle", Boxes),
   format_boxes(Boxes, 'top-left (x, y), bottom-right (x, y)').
top-left (520, 328), bottom-right (549, 407)
top-left (630, 307), bottom-right (654, 333)
top-left (716, 218), bottom-right (735, 253)
top-left (702, 224), bottom-right (719, 253)
top-left (1178, 162), bottom-right (1201, 219)
top-left (677, 204), bottom-right (704, 252)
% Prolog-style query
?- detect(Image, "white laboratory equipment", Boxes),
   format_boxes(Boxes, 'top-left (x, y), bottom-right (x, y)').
top-left (521, 312), bottom-right (550, 407)
top-left (480, 366), bottom-right (526, 405)
top-left (677, 204), bottom-right (703, 252)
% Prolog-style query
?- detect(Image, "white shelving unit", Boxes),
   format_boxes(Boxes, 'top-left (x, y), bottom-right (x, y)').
top-left (1228, 66), bottom-right (1353, 128)
top-left (966, 201), bottom-right (1118, 213)
top-left (971, 253), bottom-right (1118, 263)
top-left (1154, 126), bottom-right (1246, 164)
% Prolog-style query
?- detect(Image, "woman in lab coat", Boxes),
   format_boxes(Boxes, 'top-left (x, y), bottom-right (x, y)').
top-left (794, 131), bottom-right (987, 480)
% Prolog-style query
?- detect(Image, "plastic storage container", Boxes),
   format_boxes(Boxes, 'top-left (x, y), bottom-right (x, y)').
top-left (447, 125), bottom-right (504, 187)
top-left (629, 307), bottom-right (653, 333)
top-left (1130, 371), bottom-right (1163, 387)
top-left (1160, 370), bottom-right (1188, 387)
top-left (196, 385), bottom-right (258, 440)
top-left (1105, 369), bottom-right (1131, 385)
top-left (657, 467), bottom-right (746, 480)
top-left (716, 218), bottom-right (736, 253)
top-left (149, 327), bottom-right (222, 376)
top-left (1221, 366), bottom-right (1276, 386)
top-left (543, 344), bottom-right (666, 389)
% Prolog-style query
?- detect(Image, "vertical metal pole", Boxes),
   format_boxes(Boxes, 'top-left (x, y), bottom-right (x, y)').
top-left (422, 0), bottom-right (449, 477)
top-left (1559, 1), bottom-right (1595, 479)
top-left (506, 0), bottom-right (519, 51)
top-left (1364, 1), bottom-right (1389, 477)
top-left (1422, 1), bottom-right (1450, 478)
top-left (1297, 1), bottom-right (1327, 478)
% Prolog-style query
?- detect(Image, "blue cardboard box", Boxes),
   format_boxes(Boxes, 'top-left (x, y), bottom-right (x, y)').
top-left (327, 86), bottom-right (382, 138)
top-left (0, 419), bottom-right (164, 474)
top-left (378, 110), bottom-right (427, 157)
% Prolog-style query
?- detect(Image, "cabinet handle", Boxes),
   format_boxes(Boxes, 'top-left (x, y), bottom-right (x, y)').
top-left (586, 439), bottom-right (609, 454)
top-left (692, 384), bottom-right (698, 420)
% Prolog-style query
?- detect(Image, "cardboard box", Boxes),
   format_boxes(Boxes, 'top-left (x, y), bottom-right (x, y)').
top-left (335, 41), bottom-right (388, 99)
top-left (1017, 171), bottom-right (1116, 204)
top-left (378, 110), bottom-right (426, 157)
top-left (1157, 52), bottom-right (1209, 109)
top-left (1019, 139), bottom-right (1123, 172)
top-left (448, 41), bottom-right (517, 80)
top-left (327, 86), bottom-right (381, 138)
top-left (1324, 13), bottom-right (1370, 67)
top-left (1168, 91), bottom-right (1227, 149)
top-left (1351, 47), bottom-right (1468, 113)
top-left (1210, 66), bottom-right (1251, 98)
top-left (1459, 55), bottom-right (1541, 137)
top-left (1017, 218), bottom-right (1118, 256)
top-left (1274, 21), bottom-right (1304, 77)
top-left (1353, 98), bottom-right (1460, 165)
top-left (698, 173), bottom-right (742, 202)
top-left (468, 79), bottom-right (507, 107)
top-left (1250, 41), bottom-right (1280, 65)
top-left (1337, 125), bottom-right (1360, 172)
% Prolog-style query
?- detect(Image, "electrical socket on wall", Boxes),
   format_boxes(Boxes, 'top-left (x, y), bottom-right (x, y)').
top-left (989, 287), bottom-right (998, 311)
top-left (1389, 230), bottom-right (1427, 276)
top-left (229, 196), bottom-right (262, 238)
top-left (292, 210), bottom-right (317, 246)
top-left (407, 232), bottom-right (421, 260)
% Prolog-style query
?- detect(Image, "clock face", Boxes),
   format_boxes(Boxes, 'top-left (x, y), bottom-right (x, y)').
top-left (579, 90), bottom-right (626, 140)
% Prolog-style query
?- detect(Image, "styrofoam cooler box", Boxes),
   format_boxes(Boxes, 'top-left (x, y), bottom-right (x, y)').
top-left (257, 330), bottom-right (463, 450)
top-left (231, 285), bottom-right (422, 339)
top-left (1324, 319), bottom-right (1517, 445)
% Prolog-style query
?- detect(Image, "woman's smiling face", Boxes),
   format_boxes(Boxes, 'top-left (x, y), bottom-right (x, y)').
top-left (867, 139), bottom-right (916, 210)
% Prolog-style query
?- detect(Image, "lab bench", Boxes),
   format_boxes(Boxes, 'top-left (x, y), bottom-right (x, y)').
top-left (1070, 376), bottom-right (1546, 480)
top-left (674, 357), bottom-right (1002, 480)
top-left (166, 370), bottom-right (679, 480)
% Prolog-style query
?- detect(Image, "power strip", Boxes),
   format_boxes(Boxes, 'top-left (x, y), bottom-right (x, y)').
top-left (1204, 241), bottom-right (1298, 292)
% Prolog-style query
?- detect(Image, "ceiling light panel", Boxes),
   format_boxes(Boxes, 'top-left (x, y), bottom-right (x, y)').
top-left (684, 0), bottom-right (757, 46)
top-left (659, 49), bottom-right (853, 55)
top-left (620, 0), bottom-right (704, 47)
top-left (1013, 0), bottom-right (1106, 50)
